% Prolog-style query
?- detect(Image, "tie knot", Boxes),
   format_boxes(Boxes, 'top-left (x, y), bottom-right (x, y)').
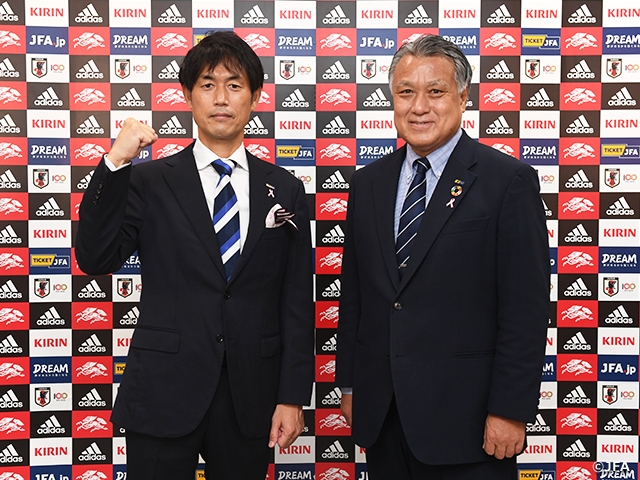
top-left (212, 159), bottom-right (233, 177)
top-left (414, 158), bottom-right (430, 174)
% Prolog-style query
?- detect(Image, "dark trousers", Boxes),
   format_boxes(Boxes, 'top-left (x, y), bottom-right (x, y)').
top-left (366, 399), bottom-right (517, 480)
top-left (124, 362), bottom-right (270, 480)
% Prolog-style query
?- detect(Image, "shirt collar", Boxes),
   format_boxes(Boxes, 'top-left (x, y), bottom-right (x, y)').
top-left (404, 128), bottom-right (463, 179)
top-left (193, 139), bottom-right (249, 173)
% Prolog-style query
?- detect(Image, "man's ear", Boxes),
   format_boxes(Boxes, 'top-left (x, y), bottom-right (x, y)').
top-left (182, 85), bottom-right (193, 109)
top-left (251, 88), bottom-right (262, 112)
top-left (459, 86), bottom-right (469, 112)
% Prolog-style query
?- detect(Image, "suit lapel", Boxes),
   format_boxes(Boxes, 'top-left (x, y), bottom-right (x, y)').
top-left (371, 146), bottom-right (406, 290)
top-left (228, 152), bottom-right (274, 282)
top-left (398, 133), bottom-right (478, 290)
top-left (162, 143), bottom-right (226, 279)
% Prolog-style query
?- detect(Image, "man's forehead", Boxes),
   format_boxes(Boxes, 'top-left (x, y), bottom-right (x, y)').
top-left (200, 61), bottom-right (248, 79)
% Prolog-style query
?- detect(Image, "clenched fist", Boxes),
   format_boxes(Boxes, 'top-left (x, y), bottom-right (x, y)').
top-left (108, 118), bottom-right (158, 167)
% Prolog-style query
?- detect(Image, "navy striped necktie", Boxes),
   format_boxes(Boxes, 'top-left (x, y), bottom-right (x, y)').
top-left (396, 158), bottom-right (431, 278)
top-left (212, 159), bottom-right (240, 281)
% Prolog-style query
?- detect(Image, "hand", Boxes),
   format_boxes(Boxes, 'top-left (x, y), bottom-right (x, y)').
top-left (108, 117), bottom-right (158, 167)
top-left (482, 413), bottom-right (525, 459)
top-left (268, 404), bottom-right (304, 449)
top-left (340, 393), bottom-right (353, 427)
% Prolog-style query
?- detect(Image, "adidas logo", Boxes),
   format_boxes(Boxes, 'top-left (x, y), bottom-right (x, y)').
top-left (321, 333), bottom-right (338, 352)
top-left (322, 171), bottom-right (349, 190)
top-left (607, 196), bottom-right (634, 216)
top-left (322, 279), bottom-right (341, 298)
top-left (119, 306), bottom-right (140, 326)
top-left (486, 115), bottom-right (513, 135)
top-left (321, 386), bottom-right (342, 406)
top-left (322, 116), bottom-right (350, 135)
top-left (405, 5), bottom-right (432, 24)
top-left (78, 387), bottom-right (107, 408)
top-left (567, 60), bottom-right (595, 79)
top-left (605, 305), bottom-right (633, 325)
top-left (527, 87), bottom-right (554, 108)
top-left (566, 115), bottom-right (594, 135)
top-left (565, 169), bottom-right (593, 189)
top-left (563, 385), bottom-right (591, 404)
top-left (34, 86), bottom-right (63, 107)
top-left (0, 389), bottom-right (23, 409)
top-left (241, 4), bottom-right (268, 25)
top-left (526, 413), bottom-right (551, 433)
top-left (0, 1), bottom-right (18, 22)
top-left (322, 225), bottom-right (345, 244)
top-left (158, 3), bottom-right (186, 24)
top-left (37, 415), bottom-right (65, 435)
top-left (564, 224), bottom-right (592, 243)
top-left (563, 439), bottom-right (590, 458)
top-left (323, 5), bottom-right (350, 24)
top-left (0, 443), bottom-right (23, 463)
top-left (244, 116), bottom-right (268, 135)
top-left (0, 334), bottom-right (22, 354)
top-left (564, 332), bottom-right (591, 351)
top-left (604, 413), bottom-right (632, 432)
top-left (487, 60), bottom-right (514, 80)
top-left (487, 4), bottom-right (515, 24)
top-left (77, 171), bottom-right (94, 190)
top-left (75, 3), bottom-right (103, 23)
top-left (78, 442), bottom-right (106, 462)
top-left (609, 87), bottom-right (636, 107)
top-left (78, 279), bottom-right (106, 299)
top-left (37, 306), bottom-right (65, 326)
top-left (323, 60), bottom-right (350, 80)
top-left (76, 59), bottom-right (103, 79)
top-left (322, 440), bottom-right (349, 459)
top-left (0, 169), bottom-right (20, 189)
top-left (0, 113), bottom-right (20, 134)
top-left (158, 59), bottom-right (180, 80)
top-left (363, 88), bottom-right (391, 108)
top-left (0, 225), bottom-right (21, 244)
top-left (118, 87), bottom-right (145, 107)
top-left (0, 57), bottom-right (19, 78)
top-left (564, 278), bottom-right (592, 297)
top-left (76, 115), bottom-right (104, 135)
top-left (159, 115), bottom-right (186, 136)
top-left (36, 197), bottom-right (65, 217)
top-left (0, 279), bottom-right (21, 299)
top-left (79, 333), bottom-right (106, 353)
top-left (282, 89), bottom-right (309, 108)
top-left (568, 3), bottom-right (597, 24)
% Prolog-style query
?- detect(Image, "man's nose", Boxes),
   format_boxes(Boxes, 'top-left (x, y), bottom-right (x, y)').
top-left (213, 87), bottom-right (228, 105)
top-left (412, 93), bottom-right (431, 113)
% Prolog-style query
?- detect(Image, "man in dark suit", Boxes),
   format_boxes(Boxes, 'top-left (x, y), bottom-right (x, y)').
top-left (336, 34), bottom-right (549, 479)
top-left (76, 31), bottom-right (314, 480)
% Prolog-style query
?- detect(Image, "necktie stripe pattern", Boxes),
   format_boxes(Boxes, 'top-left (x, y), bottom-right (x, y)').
top-left (212, 159), bottom-right (240, 280)
top-left (396, 159), bottom-right (430, 277)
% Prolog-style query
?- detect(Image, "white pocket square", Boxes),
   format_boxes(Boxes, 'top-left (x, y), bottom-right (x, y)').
top-left (265, 203), bottom-right (298, 230)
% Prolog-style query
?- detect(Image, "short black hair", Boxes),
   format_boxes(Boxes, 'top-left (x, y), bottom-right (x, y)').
top-left (179, 31), bottom-right (264, 94)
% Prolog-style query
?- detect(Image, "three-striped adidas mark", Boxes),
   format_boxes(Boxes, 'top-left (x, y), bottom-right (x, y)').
top-left (487, 4), bottom-right (515, 24)
top-left (34, 87), bottom-right (63, 107)
top-left (363, 88), bottom-right (391, 108)
top-left (76, 59), bottom-right (104, 80)
top-left (487, 60), bottom-right (514, 80)
top-left (609, 87), bottom-right (636, 107)
top-left (323, 60), bottom-right (350, 80)
top-left (0, 389), bottom-right (22, 409)
top-left (564, 332), bottom-right (591, 351)
top-left (486, 115), bottom-right (513, 135)
top-left (0, 334), bottom-right (21, 354)
top-left (568, 4), bottom-right (597, 24)
top-left (79, 334), bottom-right (106, 353)
top-left (527, 88), bottom-right (555, 108)
top-left (77, 171), bottom-right (94, 190)
top-left (322, 225), bottom-right (345, 244)
top-left (322, 171), bottom-right (349, 190)
top-left (159, 60), bottom-right (180, 80)
top-left (0, 169), bottom-right (20, 189)
top-left (322, 440), bottom-right (348, 459)
top-left (527, 413), bottom-right (551, 432)
top-left (36, 197), bottom-right (65, 217)
top-left (322, 333), bottom-right (338, 352)
top-left (0, 1), bottom-right (18, 22)
top-left (322, 116), bottom-right (350, 135)
top-left (567, 60), bottom-right (595, 79)
top-left (78, 442), bottom-right (106, 461)
top-left (244, 116), bottom-right (268, 135)
top-left (78, 279), bottom-right (106, 299)
top-left (0, 114), bottom-right (20, 134)
top-left (404, 5), bottom-right (432, 25)
top-left (77, 115), bottom-right (104, 135)
top-left (79, 388), bottom-right (107, 408)
top-left (563, 439), bottom-right (590, 458)
top-left (605, 305), bottom-right (633, 325)
top-left (119, 306), bottom-right (139, 326)
top-left (118, 88), bottom-right (145, 107)
top-left (37, 415), bottom-right (65, 435)
top-left (604, 413), bottom-right (632, 432)
top-left (0, 443), bottom-right (23, 462)
top-left (38, 306), bottom-right (64, 326)
top-left (566, 115), bottom-right (594, 134)
top-left (158, 4), bottom-right (186, 24)
top-left (0, 279), bottom-right (21, 299)
top-left (564, 278), bottom-right (592, 297)
top-left (241, 5), bottom-right (268, 25)
top-left (323, 5), bottom-right (350, 25)
top-left (282, 89), bottom-right (309, 108)
top-left (565, 224), bottom-right (592, 243)
top-left (74, 3), bottom-right (103, 23)
top-left (322, 279), bottom-right (341, 298)
top-left (159, 116), bottom-right (186, 136)
top-left (321, 387), bottom-right (342, 406)
top-left (565, 169), bottom-right (593, 189)
top-left (607, 196), bottom-right (634, 216)
top-left (564, 385), bottom-right (591, 404)
top-left (0, 57), bottom-right (19, 78)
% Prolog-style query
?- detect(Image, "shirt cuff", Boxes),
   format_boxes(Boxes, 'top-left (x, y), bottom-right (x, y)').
top-left (104, 154), bottom-right (132, 172)
top-left (340, 388), bottom-right (353, 395)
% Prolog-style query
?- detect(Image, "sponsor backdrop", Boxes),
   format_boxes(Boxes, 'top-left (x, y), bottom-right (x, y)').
top-left (0, 0), bottom-right (639, 479)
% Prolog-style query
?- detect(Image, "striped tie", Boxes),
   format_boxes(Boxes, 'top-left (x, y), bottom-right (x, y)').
top-left (212, 159), bottom-right (240, 281)
top-left (396, 158), bottom-right (430, 278)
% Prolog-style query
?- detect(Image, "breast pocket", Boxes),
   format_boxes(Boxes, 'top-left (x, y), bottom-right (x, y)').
top-left (440, 216), bottom-right (490, 235)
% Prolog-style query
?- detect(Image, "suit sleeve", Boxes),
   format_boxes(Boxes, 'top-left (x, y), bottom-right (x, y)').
top-left (277, 180), bottom-right (315, 405)
top-left (335, 170), bottom-right (361, 388)
top-left (75, 157), bottom-right (144, 275)
top-left (488, 163), bottom-right (550, 423)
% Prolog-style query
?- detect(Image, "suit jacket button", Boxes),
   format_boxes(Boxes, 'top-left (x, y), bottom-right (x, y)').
top-left (394, 302), bottom-right (402, 310)
top-left (216, 334), bottom-right (224, 343)
top-left (224, 292), bottom-right (231, 299)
